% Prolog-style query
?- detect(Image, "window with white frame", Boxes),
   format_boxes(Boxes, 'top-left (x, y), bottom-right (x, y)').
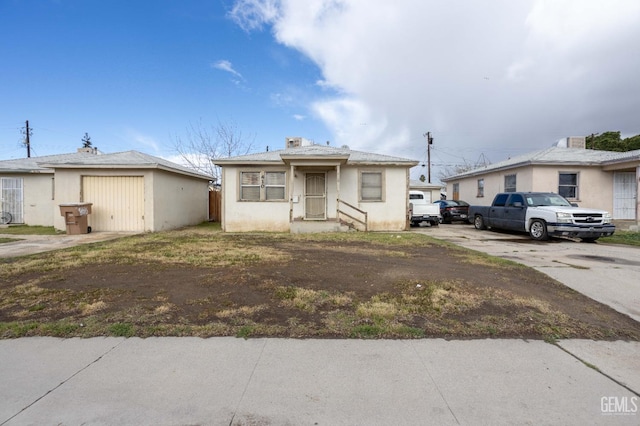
top-left (360, 171), bottom-right (383, 201)
top-left (265, 171), bottom-right (286, 200)
top-left (240, 171), bottom-right (286, 201)
top-left (558, 172), bottom-right (578, 199)
top-left (477, 179), bottom-right (484, 197)
top-left (504, 174), bottom-right (516, 192)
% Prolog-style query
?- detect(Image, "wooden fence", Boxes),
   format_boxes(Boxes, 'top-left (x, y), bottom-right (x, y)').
top-left (209, 190), bottom-right (221, 222)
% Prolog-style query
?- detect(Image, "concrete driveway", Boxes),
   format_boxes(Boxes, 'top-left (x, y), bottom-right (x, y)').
top-left (419, 224), bottom-right (640, 323)
top-left (0, 231), bottom-right (138, 258)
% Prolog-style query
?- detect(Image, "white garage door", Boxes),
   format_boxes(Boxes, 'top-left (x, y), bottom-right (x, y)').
top-left (82, 176), bottom-right (145, 231)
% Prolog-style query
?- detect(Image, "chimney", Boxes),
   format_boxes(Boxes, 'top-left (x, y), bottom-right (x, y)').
top-left (556, 136), bottom-right (586, 149)
top-left (77, 147), bottom-right (98, 155)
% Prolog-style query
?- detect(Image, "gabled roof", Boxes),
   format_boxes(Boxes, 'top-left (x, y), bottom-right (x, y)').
top-left (442, 147), bottom-right (640, 181)
top-left (409, 179), bottom-right (443, 190)
top-left (0, 150), bottom-right (212, 180)
top-left (214, 144), bottom-right (418, 167)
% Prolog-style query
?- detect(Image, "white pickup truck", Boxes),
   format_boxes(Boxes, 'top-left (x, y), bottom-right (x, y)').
top-left (468, 192), bottom-right (615, 241)
top-left (409, 191), bottom-right (441, 227)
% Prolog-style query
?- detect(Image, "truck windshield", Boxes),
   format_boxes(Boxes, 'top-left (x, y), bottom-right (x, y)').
top-left (526, 194), bottom-right (572, 207)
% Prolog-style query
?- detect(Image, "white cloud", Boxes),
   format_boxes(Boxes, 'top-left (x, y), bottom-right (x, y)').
top-left (293, 114), bottom-right (305, 121)
top-left (125, 129), bottom-right (160, 152)
top-left (228, 0), bottom-right (280, 31)
top-left (231, 0), bottom-right (640, 180)
top-left (212, 59), bottom-right (244, 79)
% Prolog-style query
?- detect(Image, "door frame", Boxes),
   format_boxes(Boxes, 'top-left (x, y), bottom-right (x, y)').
top-left (304, 172), bottom-right (327, 220)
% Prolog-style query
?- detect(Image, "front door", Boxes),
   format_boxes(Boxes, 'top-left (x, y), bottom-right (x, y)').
top-left (305, 173), bottom-right (326, 219)
top-left (613, 172), bottom-right (637, 220)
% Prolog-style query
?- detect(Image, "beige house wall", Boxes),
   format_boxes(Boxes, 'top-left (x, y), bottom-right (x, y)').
top-left (530, 166), bottom-right (614, 211)
top-left (52, 168), bottom-right (209, 232)
top-left (448, 165), bottom-right (615, 211)
top-left (52, 169), bottom-right (150, 231)
top-left (22, 174), bottom-right (55, 226)
top-left (151, 170), bottom-right (209, 231)
top-left (221, 165), bottom-right (291, 232)
top-left (221, 165), bottom-right (410, 232)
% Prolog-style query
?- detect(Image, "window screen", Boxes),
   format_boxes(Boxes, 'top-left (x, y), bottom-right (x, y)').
top-left (361, 172), bottom-right (382, 201)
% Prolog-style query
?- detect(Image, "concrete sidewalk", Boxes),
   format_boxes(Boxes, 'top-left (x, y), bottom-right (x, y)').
top-left (0, 337), bottom-right (638, 425)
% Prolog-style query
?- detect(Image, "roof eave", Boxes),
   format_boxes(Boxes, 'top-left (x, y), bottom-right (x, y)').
top-left (37, 163), bottom-right (212, 180)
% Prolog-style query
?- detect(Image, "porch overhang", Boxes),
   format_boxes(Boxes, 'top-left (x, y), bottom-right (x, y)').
top-left (279, 154), bottom-right (349, 167)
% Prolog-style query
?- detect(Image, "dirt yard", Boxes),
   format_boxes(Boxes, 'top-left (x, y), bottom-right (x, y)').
top-left (1, 230), bottom-right (639, 340)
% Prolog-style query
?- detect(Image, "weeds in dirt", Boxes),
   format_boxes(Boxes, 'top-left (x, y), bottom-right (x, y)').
top-left (1, 225), bottom-right (639, 341)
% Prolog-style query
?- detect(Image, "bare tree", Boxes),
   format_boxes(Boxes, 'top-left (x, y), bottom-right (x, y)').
top-left (437, 161), bottom-right (476, 182)
top-left (173, 119), bottom-right (255, 184)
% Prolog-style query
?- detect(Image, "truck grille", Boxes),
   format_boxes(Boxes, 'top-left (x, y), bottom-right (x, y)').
top-left (572, 213), bottom-right (604, 224)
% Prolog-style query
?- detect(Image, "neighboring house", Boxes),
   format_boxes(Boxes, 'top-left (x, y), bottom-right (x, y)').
top-left (214, 139), bottom-right (419, 232)
top-left (409, 180), bottom-right (444, 203)
top-left (0, 148), bottom-right (212, 232)
top-left (441, 138), bottom-right (640, 225)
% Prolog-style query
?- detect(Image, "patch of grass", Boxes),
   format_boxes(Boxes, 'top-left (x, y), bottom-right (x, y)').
top-left (600, 230), bottom-right (640, 246)
top-left (0, 237), bottom-right (23, 244)
top-left (0, 225), bottom-right (60, 235)
top-left (108, 322), bottom-right (135, 337)
top-left (0, 322), bottom-right (39, 338)
top-left (236, 325), bottom-right (255, 339)
top-left (275, 286), bottom-right (353, 313)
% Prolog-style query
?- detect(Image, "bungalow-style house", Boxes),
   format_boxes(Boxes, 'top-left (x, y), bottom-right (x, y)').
top-left (441, 137), bottom-right (640, 227)
top-left (0, 148), bottom-right (212, 232)
top-left (214, 138), bottom-right (419, 232)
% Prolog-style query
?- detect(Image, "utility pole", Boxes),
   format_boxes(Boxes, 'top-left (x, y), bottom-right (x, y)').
top-left (24, 120), bottom-right (32, 158)
top-left (424, 132), bottom-right (433, 183)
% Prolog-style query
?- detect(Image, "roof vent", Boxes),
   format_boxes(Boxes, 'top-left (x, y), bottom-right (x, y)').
top-left (285, 137), bottom-right (313, 148)
top-left (77, 147), bottom-right (99, 155)
top-left (556, 136), bottom-right (586, 149)
top-left (567, 136), bottom-right (586, 149)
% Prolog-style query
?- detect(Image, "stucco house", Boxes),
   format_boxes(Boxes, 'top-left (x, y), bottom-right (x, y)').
top-left (409, 179), bottom-right (444, 203)
top-left (0, 148), bottom-right (212, 232)
top-left (214, 139), bottom-right (419, 232)
top-left (441, 138), bottom-right (640, 226)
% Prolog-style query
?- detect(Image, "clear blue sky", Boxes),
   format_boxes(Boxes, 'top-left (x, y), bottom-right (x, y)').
top-left (0, 0), bottom-right (332, 161)
top-left (2, 1), bottom-right (639, 183)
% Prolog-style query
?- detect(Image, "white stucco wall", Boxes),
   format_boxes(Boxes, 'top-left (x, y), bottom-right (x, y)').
top-left (221, 164), bottom-right (410, 232)
top-left (20, 173), bottom-right (55, 226)
top-left (151, 170), bottom-right (210, 231)
top-left (221, 165), bottom-right (291, 232)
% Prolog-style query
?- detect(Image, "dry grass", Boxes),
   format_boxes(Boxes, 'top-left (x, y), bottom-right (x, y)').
top-left (1, 223), bottom-right (638, 341)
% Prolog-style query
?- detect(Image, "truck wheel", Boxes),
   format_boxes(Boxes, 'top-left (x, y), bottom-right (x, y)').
top-left (473, 215), bottom-right (486, 230)
top-left (529, 220), bottom-right (548, 241)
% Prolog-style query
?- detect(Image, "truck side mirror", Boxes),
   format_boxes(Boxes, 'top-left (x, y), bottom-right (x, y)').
top-left (513, 201), bottom-right (523, 208)
top-left (571, 203), bottom-right (578, 207)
